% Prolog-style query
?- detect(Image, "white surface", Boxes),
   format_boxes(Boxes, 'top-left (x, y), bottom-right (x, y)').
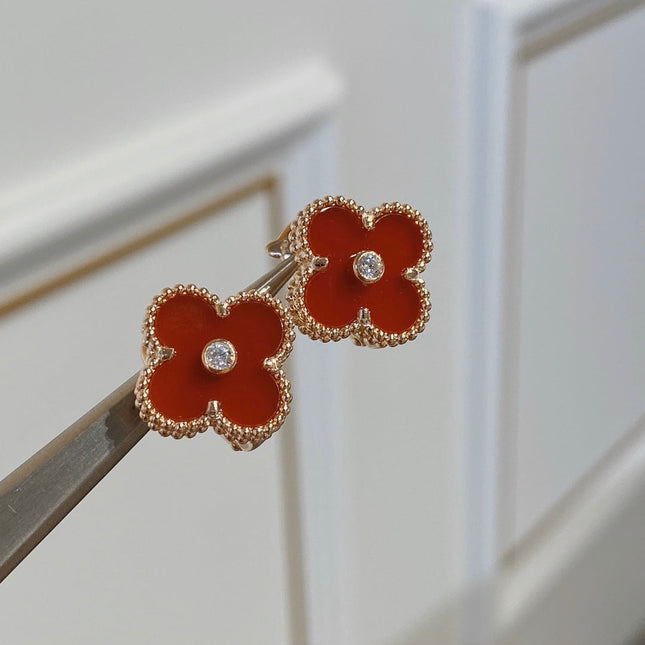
top-left (514, 5), bottom-right (645, 543)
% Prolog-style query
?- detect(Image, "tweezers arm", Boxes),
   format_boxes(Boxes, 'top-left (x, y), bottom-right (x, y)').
top-left (0, 255), bottom-right (297, 583)
top-left (0, 374), bottom-right (147, 583)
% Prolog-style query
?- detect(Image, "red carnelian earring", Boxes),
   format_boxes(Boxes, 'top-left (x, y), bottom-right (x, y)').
top-left (135, 285), bottom-right (294, 451)
top-left (286, 196), bottom-right (433, 346)
top-left (135, 196), bottom-right (432, 451)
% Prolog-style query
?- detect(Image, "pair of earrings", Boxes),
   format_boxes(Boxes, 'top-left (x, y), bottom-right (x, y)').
top-left (135, 196), bottom-right (433, 451)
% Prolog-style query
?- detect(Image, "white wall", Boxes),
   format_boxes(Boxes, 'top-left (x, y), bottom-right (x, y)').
top-left (460, 2), bottom-right (645, 644)
top-left (0, 2), bottom-right (465, 644)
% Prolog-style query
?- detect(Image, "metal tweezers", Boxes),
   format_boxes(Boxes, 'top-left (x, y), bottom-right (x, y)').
top-left (0, 252), bottom-right (297, 583)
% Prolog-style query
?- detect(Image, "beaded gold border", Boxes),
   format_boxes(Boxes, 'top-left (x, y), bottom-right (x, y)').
top-left (286, 196), bottom-right (433, 347)
top-left (134, 284), bottom-right (295, 451)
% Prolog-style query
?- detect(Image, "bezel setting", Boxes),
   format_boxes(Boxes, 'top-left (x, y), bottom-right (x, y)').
top-left (202, 338), bottom-right (237, 374)
top-left (352, 250), bottom-right (385, 284)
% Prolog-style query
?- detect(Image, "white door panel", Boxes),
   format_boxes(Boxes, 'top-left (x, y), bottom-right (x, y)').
top-left (461, 1), bottom-right (645, 642)
top-left (515, 7), bottom-right (645, 542)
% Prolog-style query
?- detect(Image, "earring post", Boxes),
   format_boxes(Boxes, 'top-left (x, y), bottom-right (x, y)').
top-left (0, 256), bottom-right (296, 582)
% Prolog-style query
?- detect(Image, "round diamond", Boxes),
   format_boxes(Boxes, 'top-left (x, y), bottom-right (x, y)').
top-left (353, 250), bottom-right (385, 284)
top-left (202, 339), bottom-right (237, 374)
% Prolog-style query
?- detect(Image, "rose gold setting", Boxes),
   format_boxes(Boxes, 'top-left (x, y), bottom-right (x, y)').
top-left (266, 224), bottom-right (292, 259)
top-left (312, 256), bottom-right (329, 269)
top-left (286, 195), bottom-right (433, 347)
top-left (135, 283), bottom-right (295, 450)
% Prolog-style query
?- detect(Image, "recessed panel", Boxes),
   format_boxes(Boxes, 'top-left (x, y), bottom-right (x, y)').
top-left (513, 8), bottom-right (645, 544)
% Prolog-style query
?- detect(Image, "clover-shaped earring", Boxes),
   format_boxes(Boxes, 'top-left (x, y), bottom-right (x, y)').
top-left (287, 196), bottom-right (432, 346)
top-left (135, 196), bottom-right (432, 451)
top-left (135, 285), bottom-right (294, 451)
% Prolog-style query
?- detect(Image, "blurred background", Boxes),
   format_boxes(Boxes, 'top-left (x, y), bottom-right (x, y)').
top-left (0, 1), bottom-right (643, 644)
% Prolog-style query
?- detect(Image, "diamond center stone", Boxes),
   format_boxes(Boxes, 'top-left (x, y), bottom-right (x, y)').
top-left (202, 339), bottom-right (237, 374)
top-left (353, 250), bottom-right (385, 284)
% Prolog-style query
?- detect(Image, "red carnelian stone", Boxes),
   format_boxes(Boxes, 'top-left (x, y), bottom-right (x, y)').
top-left (148, 294), bottom-right (284, 427)
top-left (304, 206), bottom-right (425, 334)
top-left (361, 274), bottom-right (422, 334)
top-left (368, 213), bottom-right (425, 273)
top-left (308, 205), bottom-right (366, 258)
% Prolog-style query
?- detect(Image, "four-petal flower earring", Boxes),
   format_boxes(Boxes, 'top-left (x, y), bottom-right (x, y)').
top-left (287, 196), bottom-right (432, 346)
top-left (135, 286), bottom-right (295, 451)
top-left (135, 196), bottom-right (432, 450)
